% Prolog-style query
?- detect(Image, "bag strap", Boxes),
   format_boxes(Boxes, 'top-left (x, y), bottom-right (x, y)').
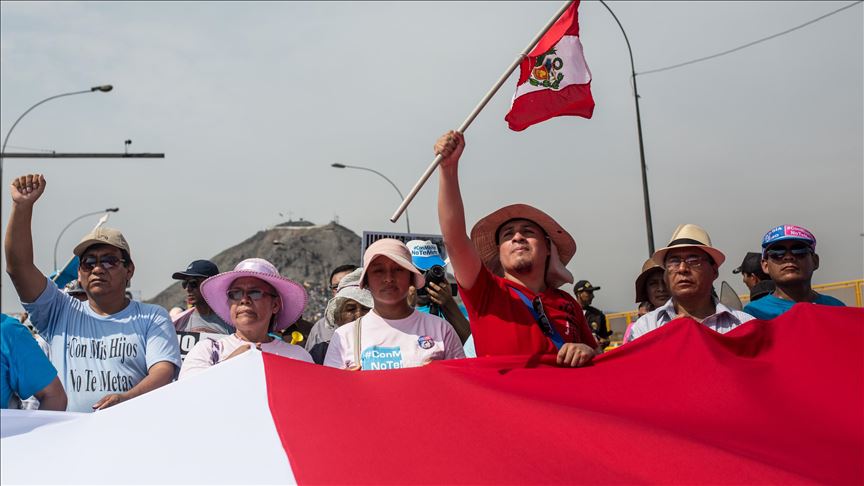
top-left (352, 316), bottom-right (363, 370)
top-left (508, 287), bottom-right (565, 350)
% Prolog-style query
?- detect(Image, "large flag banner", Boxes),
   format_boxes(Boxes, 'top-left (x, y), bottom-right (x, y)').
top-left (505, 1), bottom-right (595, 131)
top-left (2, 304), bottom-right (861, 484)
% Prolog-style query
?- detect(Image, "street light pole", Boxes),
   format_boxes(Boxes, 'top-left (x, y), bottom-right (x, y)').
top-left (598, 1), bottom-right (656, 256)
top-left (331, 163), bottom-right (411, 233)
top-left (53, 208), bottom-right (119, 272)
top-left (0, 85), bottom-right (113, 185)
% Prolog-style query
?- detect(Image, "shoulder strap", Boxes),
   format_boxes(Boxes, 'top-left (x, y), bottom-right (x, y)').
top-left (352, 317), bottom-right (362, 369)
top-left (508, 287), bottom-right (565, 350)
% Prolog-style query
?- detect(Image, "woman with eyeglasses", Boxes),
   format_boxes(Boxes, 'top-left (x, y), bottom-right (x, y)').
top-left (179, 258), bottom-right (313, 379)
top-left (308, 268), bottom-right (374, 364)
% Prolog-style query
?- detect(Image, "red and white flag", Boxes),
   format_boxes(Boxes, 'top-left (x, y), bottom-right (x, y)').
top-left (2, 305), bottom-right (862, 484)
top-left (505, 1), bottom-right (595, 131)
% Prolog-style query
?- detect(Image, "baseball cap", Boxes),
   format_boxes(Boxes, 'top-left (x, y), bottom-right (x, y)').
top-left (733, 252), bottom-right (763, 274)
top-left (406, 240), bottom-right (446, 271)
top-left (72, 227), bottom-right (131, 258)
top-left (172, 260), bottom-right (220, 280)
top-left (574, 280), bottom-right (600, 293)
top-left (761, 225), bottom-right (816, 250)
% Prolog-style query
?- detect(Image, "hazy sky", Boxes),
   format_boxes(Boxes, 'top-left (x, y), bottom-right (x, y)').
top-left (2, 1), bottom-right (862, 314)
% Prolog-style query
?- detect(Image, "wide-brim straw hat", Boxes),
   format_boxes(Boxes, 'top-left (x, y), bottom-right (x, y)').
top-left (325, 268), bottom-right (374, 326)
top-left (470, 203), bottom-right (576, 277)
top-left (651, 224), bottom-right (726, 268)
top-left (634, 258), bottom-right (664, 303)
top-left (200, 258), bottom-right (308, 332)
top-left (359, 238), bottom-right (425, 289)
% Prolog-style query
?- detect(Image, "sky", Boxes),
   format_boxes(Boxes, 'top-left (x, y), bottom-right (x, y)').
top-left (1, 1), bottom-right (862, 315)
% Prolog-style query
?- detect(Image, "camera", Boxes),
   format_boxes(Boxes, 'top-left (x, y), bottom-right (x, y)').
top-left (416, 265), bottom-right (458, 316)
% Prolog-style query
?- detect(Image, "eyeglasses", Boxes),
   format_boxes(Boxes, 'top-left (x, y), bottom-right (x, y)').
top-left (330, 283), bottom-right (340, 291)
top-left (531, 297), bottom-right (555, 336)
top-left (765, 244), bottom-right (813, 261)
top-left (664, 255), bottom-right (709, 271)
top-left (181, 280), bottom-right (201, 290)
top-left (80, 255), bottom-right (127, 271)
top-left (226, 288), bottom-right (277, 302)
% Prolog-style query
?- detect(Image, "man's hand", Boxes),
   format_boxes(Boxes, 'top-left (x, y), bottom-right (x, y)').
top-left (92, 392), bottom-right (128, 411)
top-left (426, 281), bottom-right (454, 308)
top-left (557, 343), bottom-right (596, 367)
top-left (10, 174), bottom-right (46, 207)
top-left (434, 131), bottom-right (464, 169)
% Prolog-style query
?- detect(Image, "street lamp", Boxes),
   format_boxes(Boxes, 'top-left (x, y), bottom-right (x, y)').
top-left (53, 207), bottom-right (119, 272)
top-left (331, 163), bottom-right (411, 233)
top-left (1, 85), bottom-right (114, 184)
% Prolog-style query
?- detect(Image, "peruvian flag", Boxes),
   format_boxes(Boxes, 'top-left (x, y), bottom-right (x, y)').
top-left (2, 305), bottom-right (862, 484)
top-left (505, 1), bottom-right (594, 131)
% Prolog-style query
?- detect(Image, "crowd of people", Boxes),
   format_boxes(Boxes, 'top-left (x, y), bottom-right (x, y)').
top-left (0, 131), bottom-right (846, 413)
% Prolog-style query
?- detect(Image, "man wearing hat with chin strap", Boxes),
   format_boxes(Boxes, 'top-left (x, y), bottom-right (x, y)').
top-left (171, 259), bottom-right (231, 334)
top-left (434, 131), bottom-right (598, 367)
top-left (625, 224), bottom-right (755, 343)
top-left (5, 174), bottom-right (181, 413)
top-left (742, 225), bottom-right (845, 320)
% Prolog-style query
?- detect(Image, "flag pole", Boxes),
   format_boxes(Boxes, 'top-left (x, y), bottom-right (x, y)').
top-left (390, 0), bottom-right (575, 224)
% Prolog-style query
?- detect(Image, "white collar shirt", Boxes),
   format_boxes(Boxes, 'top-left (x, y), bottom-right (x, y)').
top-left (625, 298), bottom-right (755, 343)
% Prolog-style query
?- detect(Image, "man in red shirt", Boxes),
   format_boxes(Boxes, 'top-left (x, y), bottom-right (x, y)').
top-left (434, 131), bottom-right (597, 367)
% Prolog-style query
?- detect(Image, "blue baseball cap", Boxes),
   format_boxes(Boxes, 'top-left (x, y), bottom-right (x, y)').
top-left (761, 225), bottom-right (816, 251)
top-left (406, 240), bottom-right (446, 271)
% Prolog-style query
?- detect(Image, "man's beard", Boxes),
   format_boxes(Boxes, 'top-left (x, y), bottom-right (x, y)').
top-left (508, 257), bottom-right (534, 274)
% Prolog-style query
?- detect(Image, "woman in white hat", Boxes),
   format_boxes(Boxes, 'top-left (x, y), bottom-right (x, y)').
top-left (179, 258), bottom-right (313, 379)
top-left (308, 268), bottom-right (374, 364)
top-left (323, 239), bottom-right (465, 370)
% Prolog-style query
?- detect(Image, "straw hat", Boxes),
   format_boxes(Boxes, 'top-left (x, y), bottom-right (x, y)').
top-left (634, 258), bottom-right (664, 303)
top-left (651, 224), bottom-right (725, 267)
top-left (469, 204), bottom-right (576, 277)
top-left (200, 258), bottom-right (308, 332)
top-left (359, 238), bottom-right (425, 289)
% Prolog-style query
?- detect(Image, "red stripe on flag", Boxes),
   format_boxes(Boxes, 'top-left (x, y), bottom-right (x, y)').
top-left (264, 304), bottom-right (863, 485)
top-left (506, 83), bottom-right (594, 131)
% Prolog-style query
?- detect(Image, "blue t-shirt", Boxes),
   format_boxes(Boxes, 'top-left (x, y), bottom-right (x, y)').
top-left (23, 278), bottom-right (182, 412)
top-left (1, 314), bottom-right (57, 409)
top-left (743, 293), bottom-right (846, 320)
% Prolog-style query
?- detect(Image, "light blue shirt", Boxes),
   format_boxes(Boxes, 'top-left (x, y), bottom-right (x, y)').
top-left (1, 314), bottom-right (58, 409)
top-left (625, 298), bottom-right (755, 343)
top-left (23, 278), bottom-right (182, 412)
top-left (744, 293), bottom-right (846, 320)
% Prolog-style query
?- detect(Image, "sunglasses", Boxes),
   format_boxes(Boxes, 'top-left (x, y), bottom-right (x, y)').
top-left (226, 288), bottom-right (277, 302)
top-left (181, 280), bottom-right (202, 290)
top-left (79, 255), bottom-right (127, 271)
top-left (531, 296), bottom-right (555, 336)
top-left (765, 244), bottom-right (813, 261)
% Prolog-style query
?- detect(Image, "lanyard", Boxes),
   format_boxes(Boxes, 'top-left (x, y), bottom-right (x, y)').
top-left (509, 287), bottom-right (565, 350)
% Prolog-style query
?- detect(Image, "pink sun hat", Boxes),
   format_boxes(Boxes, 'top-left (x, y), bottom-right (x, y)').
top-left (359, 238), bottom-right (425, 290)
top-left (200, 258), bottom-right (308, 332)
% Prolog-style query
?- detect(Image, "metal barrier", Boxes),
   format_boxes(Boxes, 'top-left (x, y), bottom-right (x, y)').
top-left (606, 279), bottom-right (863, 342)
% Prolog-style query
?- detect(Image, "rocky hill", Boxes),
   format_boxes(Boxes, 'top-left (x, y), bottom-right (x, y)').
top-left (147, 220), bottom-right (362, 321)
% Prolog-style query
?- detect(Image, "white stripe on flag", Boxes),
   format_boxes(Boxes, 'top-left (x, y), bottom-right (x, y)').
top-left (513, 35), bottom-right (591, 99)
top-left (1, 351), bottom-right (295, 485)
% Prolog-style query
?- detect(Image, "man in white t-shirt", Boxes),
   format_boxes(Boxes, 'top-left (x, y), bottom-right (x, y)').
top-left (324, 239), bottom-right (464, 370)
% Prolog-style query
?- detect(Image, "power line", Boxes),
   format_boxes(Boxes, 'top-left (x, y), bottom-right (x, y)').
top-left (637, 1), bottom-right (862, 76)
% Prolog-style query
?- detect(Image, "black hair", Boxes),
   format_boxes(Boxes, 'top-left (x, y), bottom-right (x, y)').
top-left (329, 264), bottom-right (358, 282)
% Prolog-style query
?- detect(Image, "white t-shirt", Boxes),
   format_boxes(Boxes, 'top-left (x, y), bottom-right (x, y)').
top-left (179, 334), bottom-right (313, 379)
top-left (323, 310), bottom-right (465, 370)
